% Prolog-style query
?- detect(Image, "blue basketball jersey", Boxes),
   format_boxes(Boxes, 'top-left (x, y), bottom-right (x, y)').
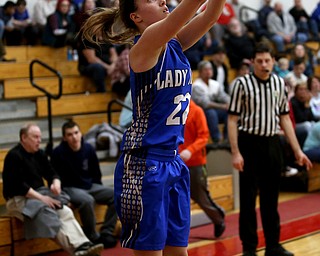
top-left (121, 37), bottom-right (192, 151)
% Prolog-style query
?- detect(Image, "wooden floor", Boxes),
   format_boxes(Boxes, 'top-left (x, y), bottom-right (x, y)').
top-left (43, 192), bottom-right (320, 256)
top-left (187, 192), bottom-right (320, 256)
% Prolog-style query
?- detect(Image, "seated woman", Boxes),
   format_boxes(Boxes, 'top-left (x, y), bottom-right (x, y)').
top-left (42, 0), bottom-right (75, 48)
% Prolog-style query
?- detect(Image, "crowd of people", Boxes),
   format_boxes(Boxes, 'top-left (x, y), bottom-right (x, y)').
top-left (2, 0), bottom-right (320, 256)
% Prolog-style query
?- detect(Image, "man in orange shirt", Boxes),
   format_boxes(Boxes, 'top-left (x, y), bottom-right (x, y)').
top-left (179, 100), bottom-right (226, 238)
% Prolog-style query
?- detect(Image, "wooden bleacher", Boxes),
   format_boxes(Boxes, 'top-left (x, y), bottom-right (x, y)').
top-left (3, 76), bottom-right (95, 99)
top-left (36, 92), bottom-right (121, 117)
top-left (308, 163), bottom-right (320, 192)
top-left (5, 46), bottom-right (68, 63)
top-left (1, 46), bottom-right (115, 141)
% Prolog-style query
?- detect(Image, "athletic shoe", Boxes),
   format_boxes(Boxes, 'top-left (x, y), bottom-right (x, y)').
top-left (265, 245), bottom-right (294, 256)
top-left (214, 221), bottom-right (226, 238)
top-left (74, 242), bottom-right (104, 256)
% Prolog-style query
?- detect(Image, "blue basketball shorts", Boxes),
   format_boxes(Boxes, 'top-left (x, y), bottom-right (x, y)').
top-left (114, 148), bottom-right (190, 250)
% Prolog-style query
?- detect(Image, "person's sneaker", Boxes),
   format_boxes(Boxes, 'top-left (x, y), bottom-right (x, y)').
top-left (284, 166), bottom-right (298, 177)
top-left (93, 235), bottom-right (118, 249)
top-left (74, 242), bottom-right (103, 256)
top-left (265, 245), bottom-right (294, 256)
top-left (243, 251), bottom-right (257, 256)
top-left (214, 221), bottom-right (226, 238)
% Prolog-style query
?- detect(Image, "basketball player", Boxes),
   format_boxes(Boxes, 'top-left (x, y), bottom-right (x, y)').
top-left (80, 0), bottom-right (226, 255)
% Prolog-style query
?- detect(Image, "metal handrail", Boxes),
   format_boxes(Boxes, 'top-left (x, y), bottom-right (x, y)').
top-left (29, 59), bottom-right (63, 156)
top-left (107, 98), bottom-right (132, 134)
top-left (239, 5), bottom-right (258, 24)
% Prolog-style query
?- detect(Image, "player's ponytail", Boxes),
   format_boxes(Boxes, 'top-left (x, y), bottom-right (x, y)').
top-left (81, 1), bottom-right (139, 46)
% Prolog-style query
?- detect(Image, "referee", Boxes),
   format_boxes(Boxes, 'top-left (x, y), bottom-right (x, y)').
top-left (228, 43), bottom-right (312, 256)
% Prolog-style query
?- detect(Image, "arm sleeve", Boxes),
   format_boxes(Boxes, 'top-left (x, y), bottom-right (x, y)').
top-left (2, 151), bottom-right (31, 199)
top-left (228, 78), bottom-right (243, 115)
top-left (39, 150), bottom-right (60, 186)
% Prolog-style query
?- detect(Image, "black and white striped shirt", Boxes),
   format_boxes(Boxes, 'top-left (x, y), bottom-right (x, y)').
top-left (228, 73), bottom-right (289, 136)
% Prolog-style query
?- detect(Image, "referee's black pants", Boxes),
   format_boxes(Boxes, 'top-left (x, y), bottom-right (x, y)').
top-left (238, 132), bottom-right (283, 252)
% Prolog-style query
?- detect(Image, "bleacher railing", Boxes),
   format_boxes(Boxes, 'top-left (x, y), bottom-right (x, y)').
top-left (29, 59), bottom-right (63, 156)
top-left (107, 99), bottom-right (132, 134)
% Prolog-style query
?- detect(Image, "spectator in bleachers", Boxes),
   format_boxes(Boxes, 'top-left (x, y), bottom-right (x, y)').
top-left (224, 17), bottom-right (255, 69)
top-left (110, 44), bottom-right (130, 98)
top-left (178, 99), bottom-right (226, 238)
top-left (208, 45), bottom-right (229, 93)
top-left (289, 43), bottom-right (314, 77)
top-left (42, 0), bottom-right (76, 48)
top-left (267, 2), bottom-right (308, 54)
top-left (229, 59), bottom-right (251, 94)
top-left (0, 1), bottom-right (16, 61)
top-left (256, 0), bottom-right (273, 39)
top-left (307, 76), bottom-right (320, 120)
top-left (285, 57), bottom-right (308, 93)
top-left (32, 0), bottom-right (57, 41)
top-left (192, 60), bottom-right (230, 144)
top-left (2, 123), bottom-right (104, 256)
top-left (75, 0), bottom-right (117, 93)
top-left (274, 56), bottom-right (290, 78)
top-left (290, 82), bottom-right (317, 146)
top-left (258, 0), bottom-right (273, 28)
top-left (76, 31), bottom-right (118, 92)
top-left (69, 0), bottom-right (84, 14)
top-left (289, 0), bottom-right (319, 42)
top-left (6, 0), bottom-right (38, 45)
top-left (0, 31), bottom-right (15, 62)
top-left (184, 35), bottom-right (208, 70)
top-left (73, 0), bottom-right (96, 32)
top-left (0, 1), bottom-right (16, 41)
top-left (96, 0), bottom-right (114, 8)
top-left (303, 121), bottom-right (320, 163)
top-left (51, 121), bottom-right (118, 249)
top-left (311, 1), bottom-right (320, 33)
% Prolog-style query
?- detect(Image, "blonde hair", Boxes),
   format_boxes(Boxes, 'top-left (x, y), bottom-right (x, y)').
top-left (80, 4), bottom-right (139, 45)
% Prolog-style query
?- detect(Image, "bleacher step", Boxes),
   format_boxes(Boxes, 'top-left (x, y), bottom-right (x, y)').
top-left (0, 99), bottom-right (36, 121)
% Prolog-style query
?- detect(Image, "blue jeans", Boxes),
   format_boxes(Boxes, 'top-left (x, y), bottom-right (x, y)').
top-left (271, 32), bottom-right (308, 53)
top-left (204, 108), bottom-right (228, 142)
top-left (304, 147), bottom-right (320, 162)
top-left (81, 63), bottom-right (107, 92)
top-left (0, 20), bottom-right (4, 38)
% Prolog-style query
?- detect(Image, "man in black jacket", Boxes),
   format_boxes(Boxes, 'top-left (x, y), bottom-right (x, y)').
top-left (3, 123), bottom-right (103, 256)
top-left (51, 121), bottom-right (118, 248)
